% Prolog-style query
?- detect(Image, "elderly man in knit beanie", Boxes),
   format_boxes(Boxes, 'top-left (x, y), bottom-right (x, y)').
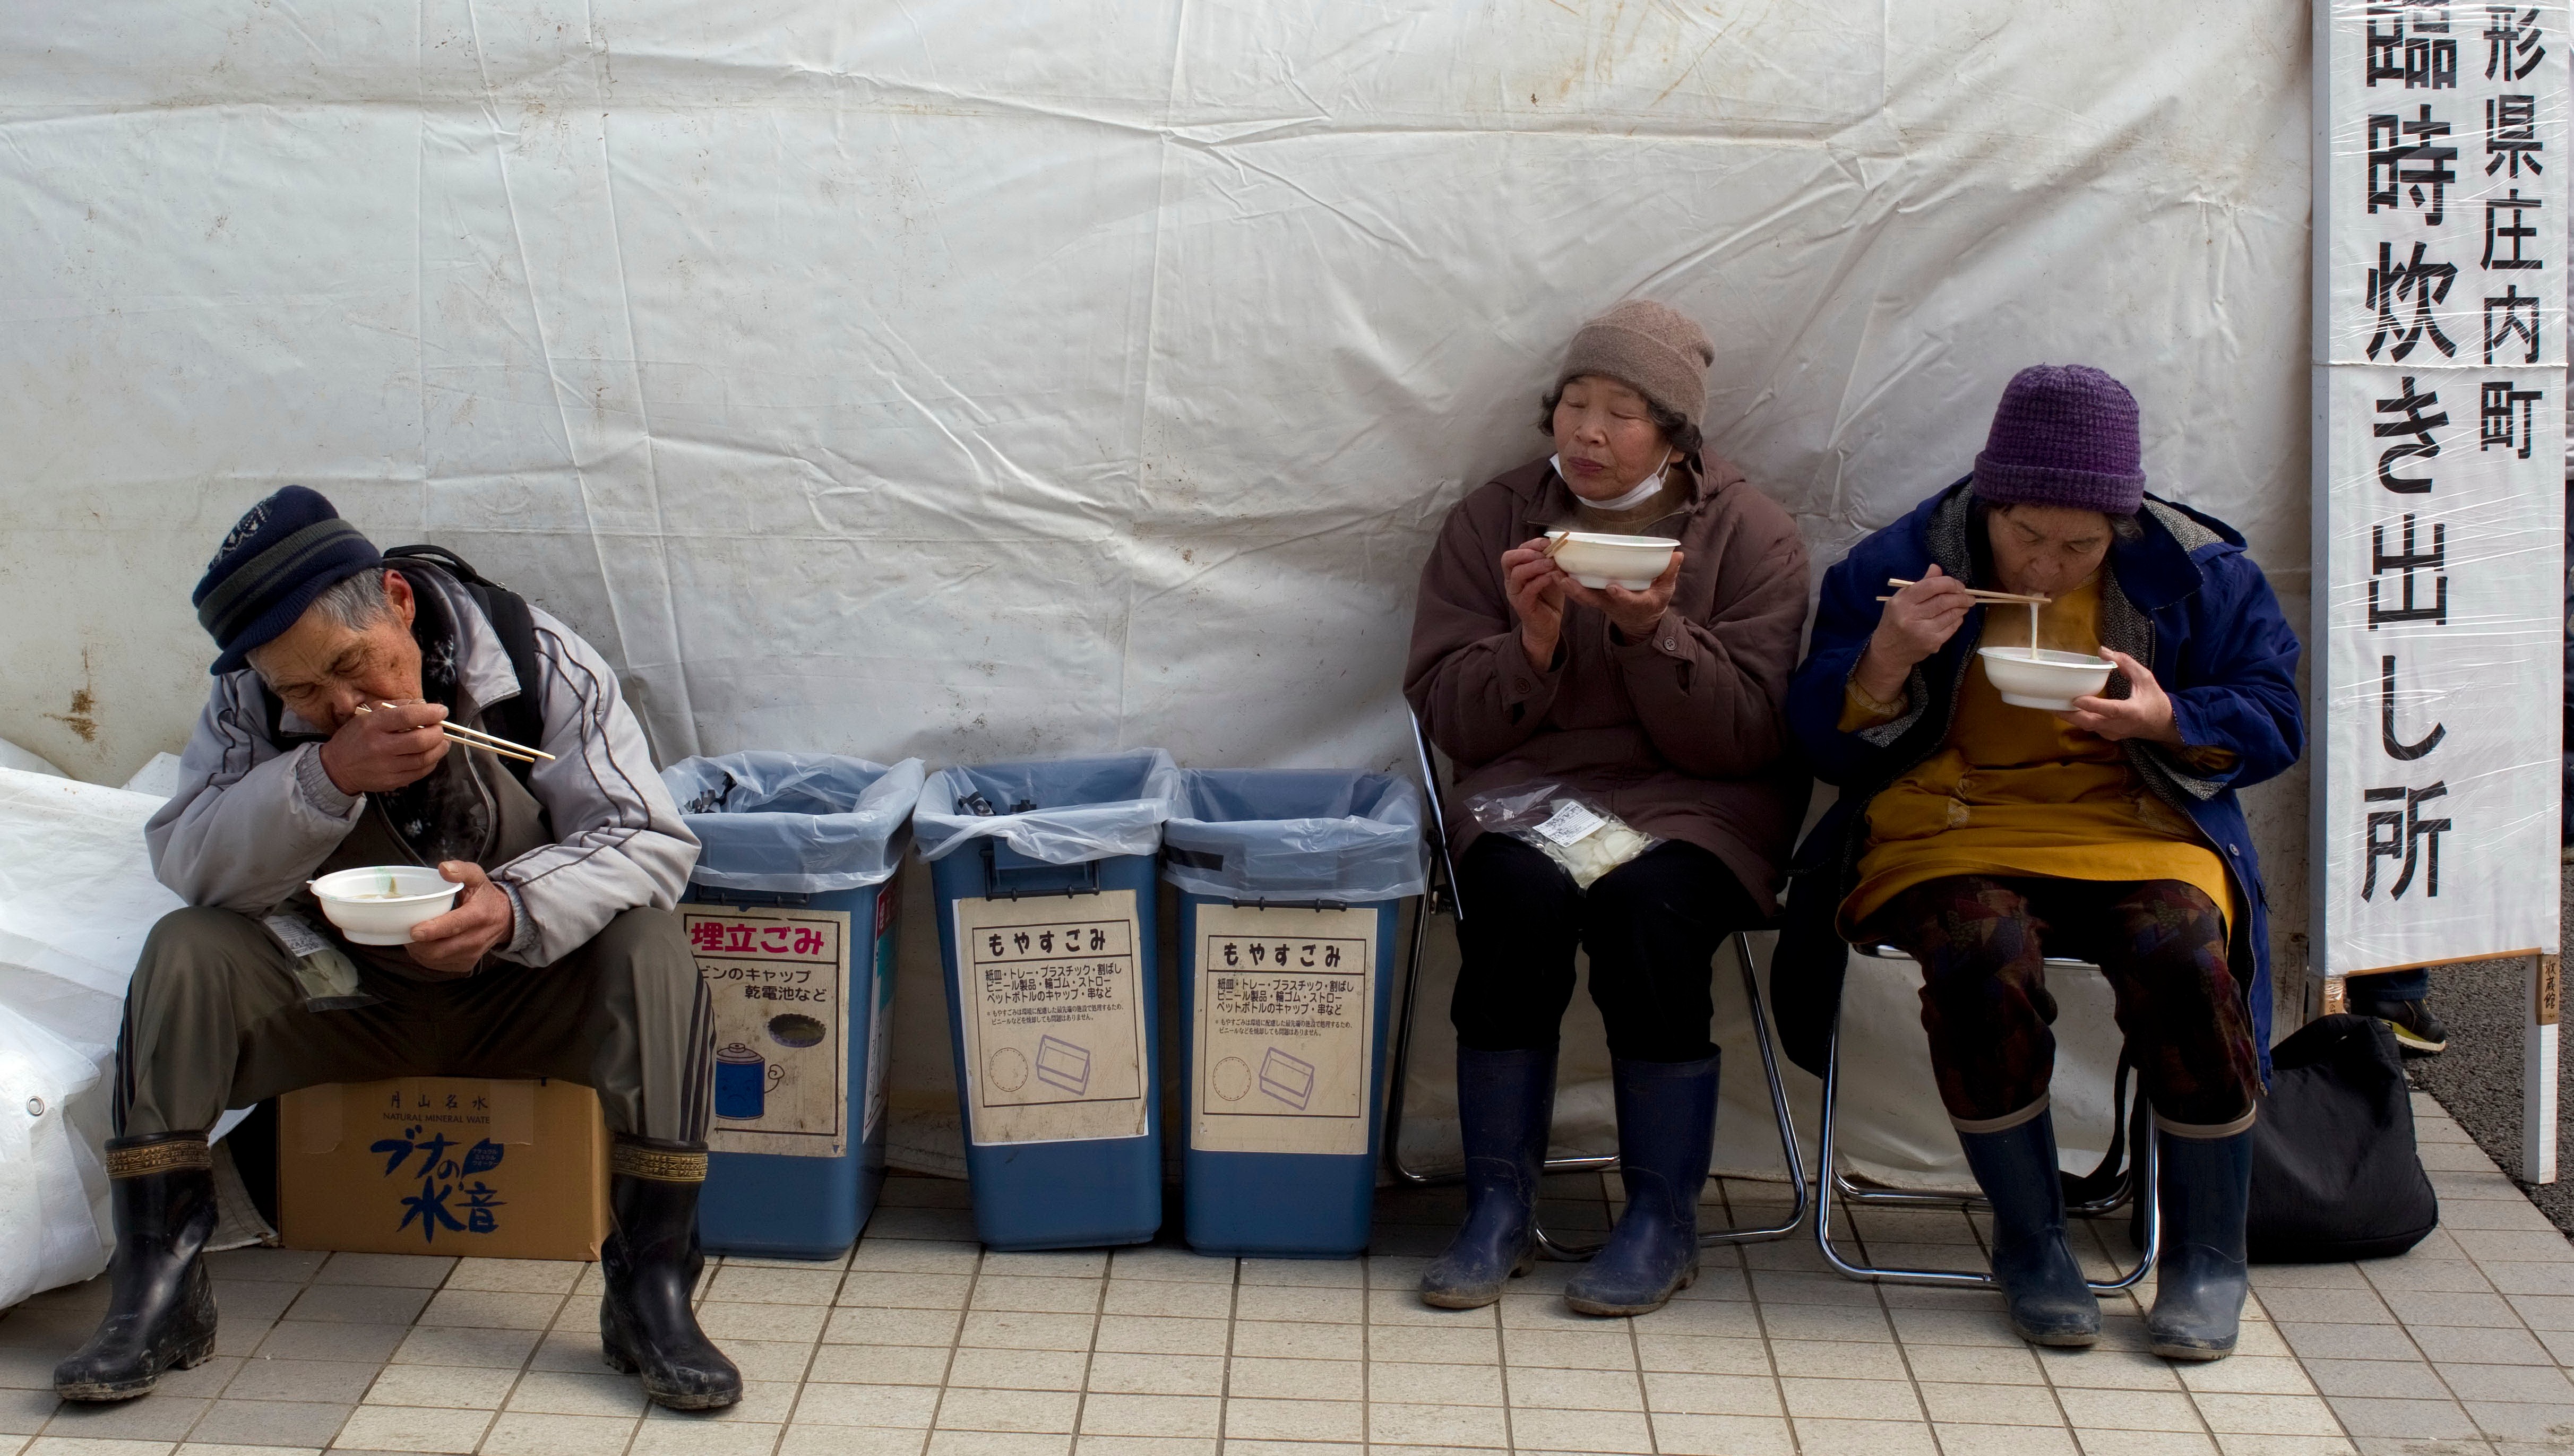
top-left (1406, 299), bottom-right (1811, 1316)
top-left (1780, 366), bottom-right (2305, 1361)
top-left (55, 487), bottom-right (740, 1411)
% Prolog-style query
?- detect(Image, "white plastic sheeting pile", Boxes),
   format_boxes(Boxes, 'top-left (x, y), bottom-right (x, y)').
top-left (0, 771), bottom-right (182, 1307)
top-left (0, 4), bottom-right (2312, 1206)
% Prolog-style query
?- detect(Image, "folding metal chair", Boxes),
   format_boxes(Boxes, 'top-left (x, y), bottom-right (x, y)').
top-left (1380, 711), bottom-right (1808, 1258)
top-left (1811, 944), bottom-right (2158, 1291)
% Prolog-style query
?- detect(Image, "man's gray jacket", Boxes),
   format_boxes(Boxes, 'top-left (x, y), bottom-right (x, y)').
top-left (144, 565), bottom-right (700, 967)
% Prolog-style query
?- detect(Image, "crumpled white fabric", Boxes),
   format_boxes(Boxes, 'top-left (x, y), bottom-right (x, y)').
top-left (0, 769), bottom-right (185, 1306)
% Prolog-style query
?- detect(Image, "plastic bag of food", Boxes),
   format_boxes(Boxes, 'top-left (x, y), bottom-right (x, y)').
top-left (1461, 782), bottom-right (1660, 890)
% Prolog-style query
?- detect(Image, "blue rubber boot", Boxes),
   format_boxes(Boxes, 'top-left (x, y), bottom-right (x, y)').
top-left (1564, 1054), bottom-right (1719, 1317)
top-left (2146, 1128), bottom-right (2252, 1361)
top-left (1957, 1112), bottom-right (2101, 1347)
top-left (1419, 1046), bottom-right (1557, 1309)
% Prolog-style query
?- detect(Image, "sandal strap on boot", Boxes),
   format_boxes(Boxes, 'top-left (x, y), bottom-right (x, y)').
top-left (610, 1141), bottom-right (708, 1183)
top-left (105, 1134), bottom-right (213, 1180)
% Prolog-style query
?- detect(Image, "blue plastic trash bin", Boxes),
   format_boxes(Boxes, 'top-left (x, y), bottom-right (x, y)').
top-left (663, 753), bottom-right (925, 1260)
top-left (1162, 769), bottom-right (1426, 1257)
top-left (916, 751), bottom-right (1184, 1251)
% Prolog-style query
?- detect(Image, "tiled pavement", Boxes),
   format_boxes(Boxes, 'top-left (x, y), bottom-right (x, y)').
top-left (1, 1093), bottom-right (2568, 1456)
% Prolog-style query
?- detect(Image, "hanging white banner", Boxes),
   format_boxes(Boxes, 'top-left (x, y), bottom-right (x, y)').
top-left (2314, 0), bottom-right (2568, 974)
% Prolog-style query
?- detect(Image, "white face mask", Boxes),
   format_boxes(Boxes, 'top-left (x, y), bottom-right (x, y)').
top-left (1555, 450), bottom-right (1673, 511)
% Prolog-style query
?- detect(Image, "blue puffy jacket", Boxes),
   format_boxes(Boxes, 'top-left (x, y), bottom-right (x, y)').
top-left (1771, 479), bottom-right (2305, 1080)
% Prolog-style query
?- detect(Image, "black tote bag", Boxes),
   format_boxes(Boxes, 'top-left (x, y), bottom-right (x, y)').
top-left (2246, 1013), bottom-right (2440, 1263)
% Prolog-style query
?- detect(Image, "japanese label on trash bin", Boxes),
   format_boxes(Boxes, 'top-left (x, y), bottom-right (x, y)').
top-left (953, 890), bottom-right (1148, 1145)
top-left (1190, 904), bottom-right (1374, 1156)
top-left (683, 907), bottom-right (849, 1158)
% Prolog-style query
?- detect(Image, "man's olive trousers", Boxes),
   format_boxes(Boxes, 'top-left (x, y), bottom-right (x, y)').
top-left (113, 907), bottom-right (713, 1142)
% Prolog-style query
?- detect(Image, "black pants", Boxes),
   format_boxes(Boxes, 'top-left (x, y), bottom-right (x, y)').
top-left (1450, 834), bottom-right (1759, 1062)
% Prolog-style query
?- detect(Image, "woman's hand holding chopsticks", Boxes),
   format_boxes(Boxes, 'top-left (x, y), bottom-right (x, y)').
top-left (1852, 565), bottom-right (1977, 707)
top-left (1502, 536), bottom-right (1572, 673)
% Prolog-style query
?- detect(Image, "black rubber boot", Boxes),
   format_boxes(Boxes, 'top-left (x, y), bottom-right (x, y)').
top-left (54, 1133), bottom-right (220, 1402)
top-left (1957, 1111), bottom-right (2101, 1348)
top-left (1565, 1054), bottom-right (1719, 1317)
top-left (2146, 1127), bottom-right (2253, 1361)
top-left (1419, 1046), bottom-right (1556, 1309)
top-left (599, 1138), bottom-right (742, 1411)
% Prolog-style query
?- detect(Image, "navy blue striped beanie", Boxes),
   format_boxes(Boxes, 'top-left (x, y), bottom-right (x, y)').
top-left (192, 487), bottom-right (385, 674)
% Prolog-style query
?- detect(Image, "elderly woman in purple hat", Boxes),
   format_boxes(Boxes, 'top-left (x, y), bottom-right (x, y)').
top-left (1779, 366), bottom-right (2304, 1361)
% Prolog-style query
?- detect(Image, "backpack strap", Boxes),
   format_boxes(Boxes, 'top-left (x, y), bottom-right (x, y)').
top-left (383, 546), bottom-right (547, 789)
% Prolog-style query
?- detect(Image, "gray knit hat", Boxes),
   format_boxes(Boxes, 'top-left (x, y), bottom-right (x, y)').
top-left (1557, 300), bottom-right (1713, 433)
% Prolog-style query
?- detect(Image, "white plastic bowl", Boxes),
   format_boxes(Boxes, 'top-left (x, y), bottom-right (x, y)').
top-left (309, 865), bottom-right (461, 945)
top-left (1978, 647), bottom-right (2116, 712)
top-left (1545, 531), bottom-right (1680, 590)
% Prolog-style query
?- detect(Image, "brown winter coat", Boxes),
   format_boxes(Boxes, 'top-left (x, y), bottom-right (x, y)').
top-left (1404, 454), bottom-right (1812, 912)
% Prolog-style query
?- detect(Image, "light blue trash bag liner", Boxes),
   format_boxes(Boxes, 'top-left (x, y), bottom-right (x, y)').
top-left (661, 752), bottom-right (926, 892)
top-left (1160, 769), bottom-right (1427, 904)
top-left (914, 748), bottom-right (1183, 865)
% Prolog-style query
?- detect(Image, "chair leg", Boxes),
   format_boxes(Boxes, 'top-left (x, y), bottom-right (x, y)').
top-left (1700, 932), bottom-right (1807, 1247)
top-left (1383, 890), bottom-right (1443, 1187)
top-left (1813, 956), bottom-right (2158, 1293)
top-left (1389, 710), bottom-right (1463, 1190)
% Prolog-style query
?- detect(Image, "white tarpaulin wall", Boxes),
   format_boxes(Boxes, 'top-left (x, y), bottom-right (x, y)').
top-left (0, 3), bottom-right (2314, 1194)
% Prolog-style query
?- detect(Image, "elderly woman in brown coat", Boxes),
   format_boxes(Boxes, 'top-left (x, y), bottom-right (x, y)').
top-left (1405, 301), bottom-right (1810, 1316)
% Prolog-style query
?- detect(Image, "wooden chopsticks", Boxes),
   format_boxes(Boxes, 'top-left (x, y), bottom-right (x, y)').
top-left (353, 703), bottom-right (553, 764)
top-left (1876, 576), bottom-right (2051, 606)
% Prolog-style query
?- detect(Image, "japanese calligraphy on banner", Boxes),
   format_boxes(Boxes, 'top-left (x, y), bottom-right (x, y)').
top-left (1191, 905), bottom-right (1376, 1157)
top-left (2316, 2), bottom-right (2567, 974)
top-left (953, 890), bottom-right (1149, 1145)
top-left (684, 906), bottom-right (851, 1158)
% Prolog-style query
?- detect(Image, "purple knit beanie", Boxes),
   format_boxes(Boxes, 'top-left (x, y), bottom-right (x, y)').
top-left (1972, 365), bottom-right (2146, 515)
